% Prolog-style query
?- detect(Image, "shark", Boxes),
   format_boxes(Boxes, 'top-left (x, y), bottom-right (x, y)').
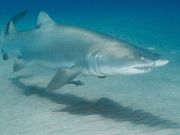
top-left (0, 11), bottom-right (169, 90)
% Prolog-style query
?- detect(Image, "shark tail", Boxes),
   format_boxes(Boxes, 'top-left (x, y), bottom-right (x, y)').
top-left (0, 25), bottom-right (8, 60)
top-left (4, 10), bottom-right (29, 35)
top-left (1, 10), bottom-right (29, 60)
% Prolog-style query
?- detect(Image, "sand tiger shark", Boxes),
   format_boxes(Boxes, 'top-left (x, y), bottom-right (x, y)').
top-left (0, 11), bottom-right (169, 90)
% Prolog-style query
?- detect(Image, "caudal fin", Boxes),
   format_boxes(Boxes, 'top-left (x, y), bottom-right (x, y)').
top-left (4, 10), bottom-right (29, 35)
top-left (1, 10), bottom-right (29, 60)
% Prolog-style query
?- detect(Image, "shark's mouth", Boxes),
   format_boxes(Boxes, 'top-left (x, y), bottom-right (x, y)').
top-left (133, 60), bottom-right (169, 72)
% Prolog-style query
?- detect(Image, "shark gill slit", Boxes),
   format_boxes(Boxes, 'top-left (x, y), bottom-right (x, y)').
top-left (86, 49), bottom-right (103, 76)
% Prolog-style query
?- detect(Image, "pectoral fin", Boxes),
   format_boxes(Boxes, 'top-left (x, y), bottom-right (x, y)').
top-left (46, 66), bottom-right (82, 90)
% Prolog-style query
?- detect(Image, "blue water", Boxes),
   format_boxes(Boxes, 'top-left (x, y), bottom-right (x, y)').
top-left (0, 0), bottom-right (180, 135)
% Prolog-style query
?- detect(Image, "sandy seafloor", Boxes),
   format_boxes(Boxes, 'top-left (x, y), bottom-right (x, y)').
top-left (0, 11), bottom-right (180, 135)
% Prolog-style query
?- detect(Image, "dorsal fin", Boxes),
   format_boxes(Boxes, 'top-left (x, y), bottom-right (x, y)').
top-left (37, 11), bottom-right (55, 27)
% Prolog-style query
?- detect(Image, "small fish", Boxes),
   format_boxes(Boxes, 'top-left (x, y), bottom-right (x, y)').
top-left (68, 80), bottom-right (85, 86)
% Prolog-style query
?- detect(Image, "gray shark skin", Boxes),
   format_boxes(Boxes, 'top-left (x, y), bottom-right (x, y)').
top-left (1, 11), bottom-right (169, 90)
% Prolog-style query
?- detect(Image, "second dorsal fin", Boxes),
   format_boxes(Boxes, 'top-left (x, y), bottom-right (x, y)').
top-left (37, 11), bottom-right (55, 27)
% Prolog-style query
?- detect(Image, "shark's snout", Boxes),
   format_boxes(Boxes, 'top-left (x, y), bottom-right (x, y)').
top-left (129, 47), bottom-right (169, 73)
top-left (154, 59), bottom-right (169, 67)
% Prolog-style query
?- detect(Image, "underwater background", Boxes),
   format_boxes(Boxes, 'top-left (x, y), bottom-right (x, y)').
top-left (0, 0), bottom-right (180, 135)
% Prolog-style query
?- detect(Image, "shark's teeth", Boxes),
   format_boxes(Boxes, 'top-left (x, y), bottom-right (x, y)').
top-left (134, 65), bottom-right (153, 71)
